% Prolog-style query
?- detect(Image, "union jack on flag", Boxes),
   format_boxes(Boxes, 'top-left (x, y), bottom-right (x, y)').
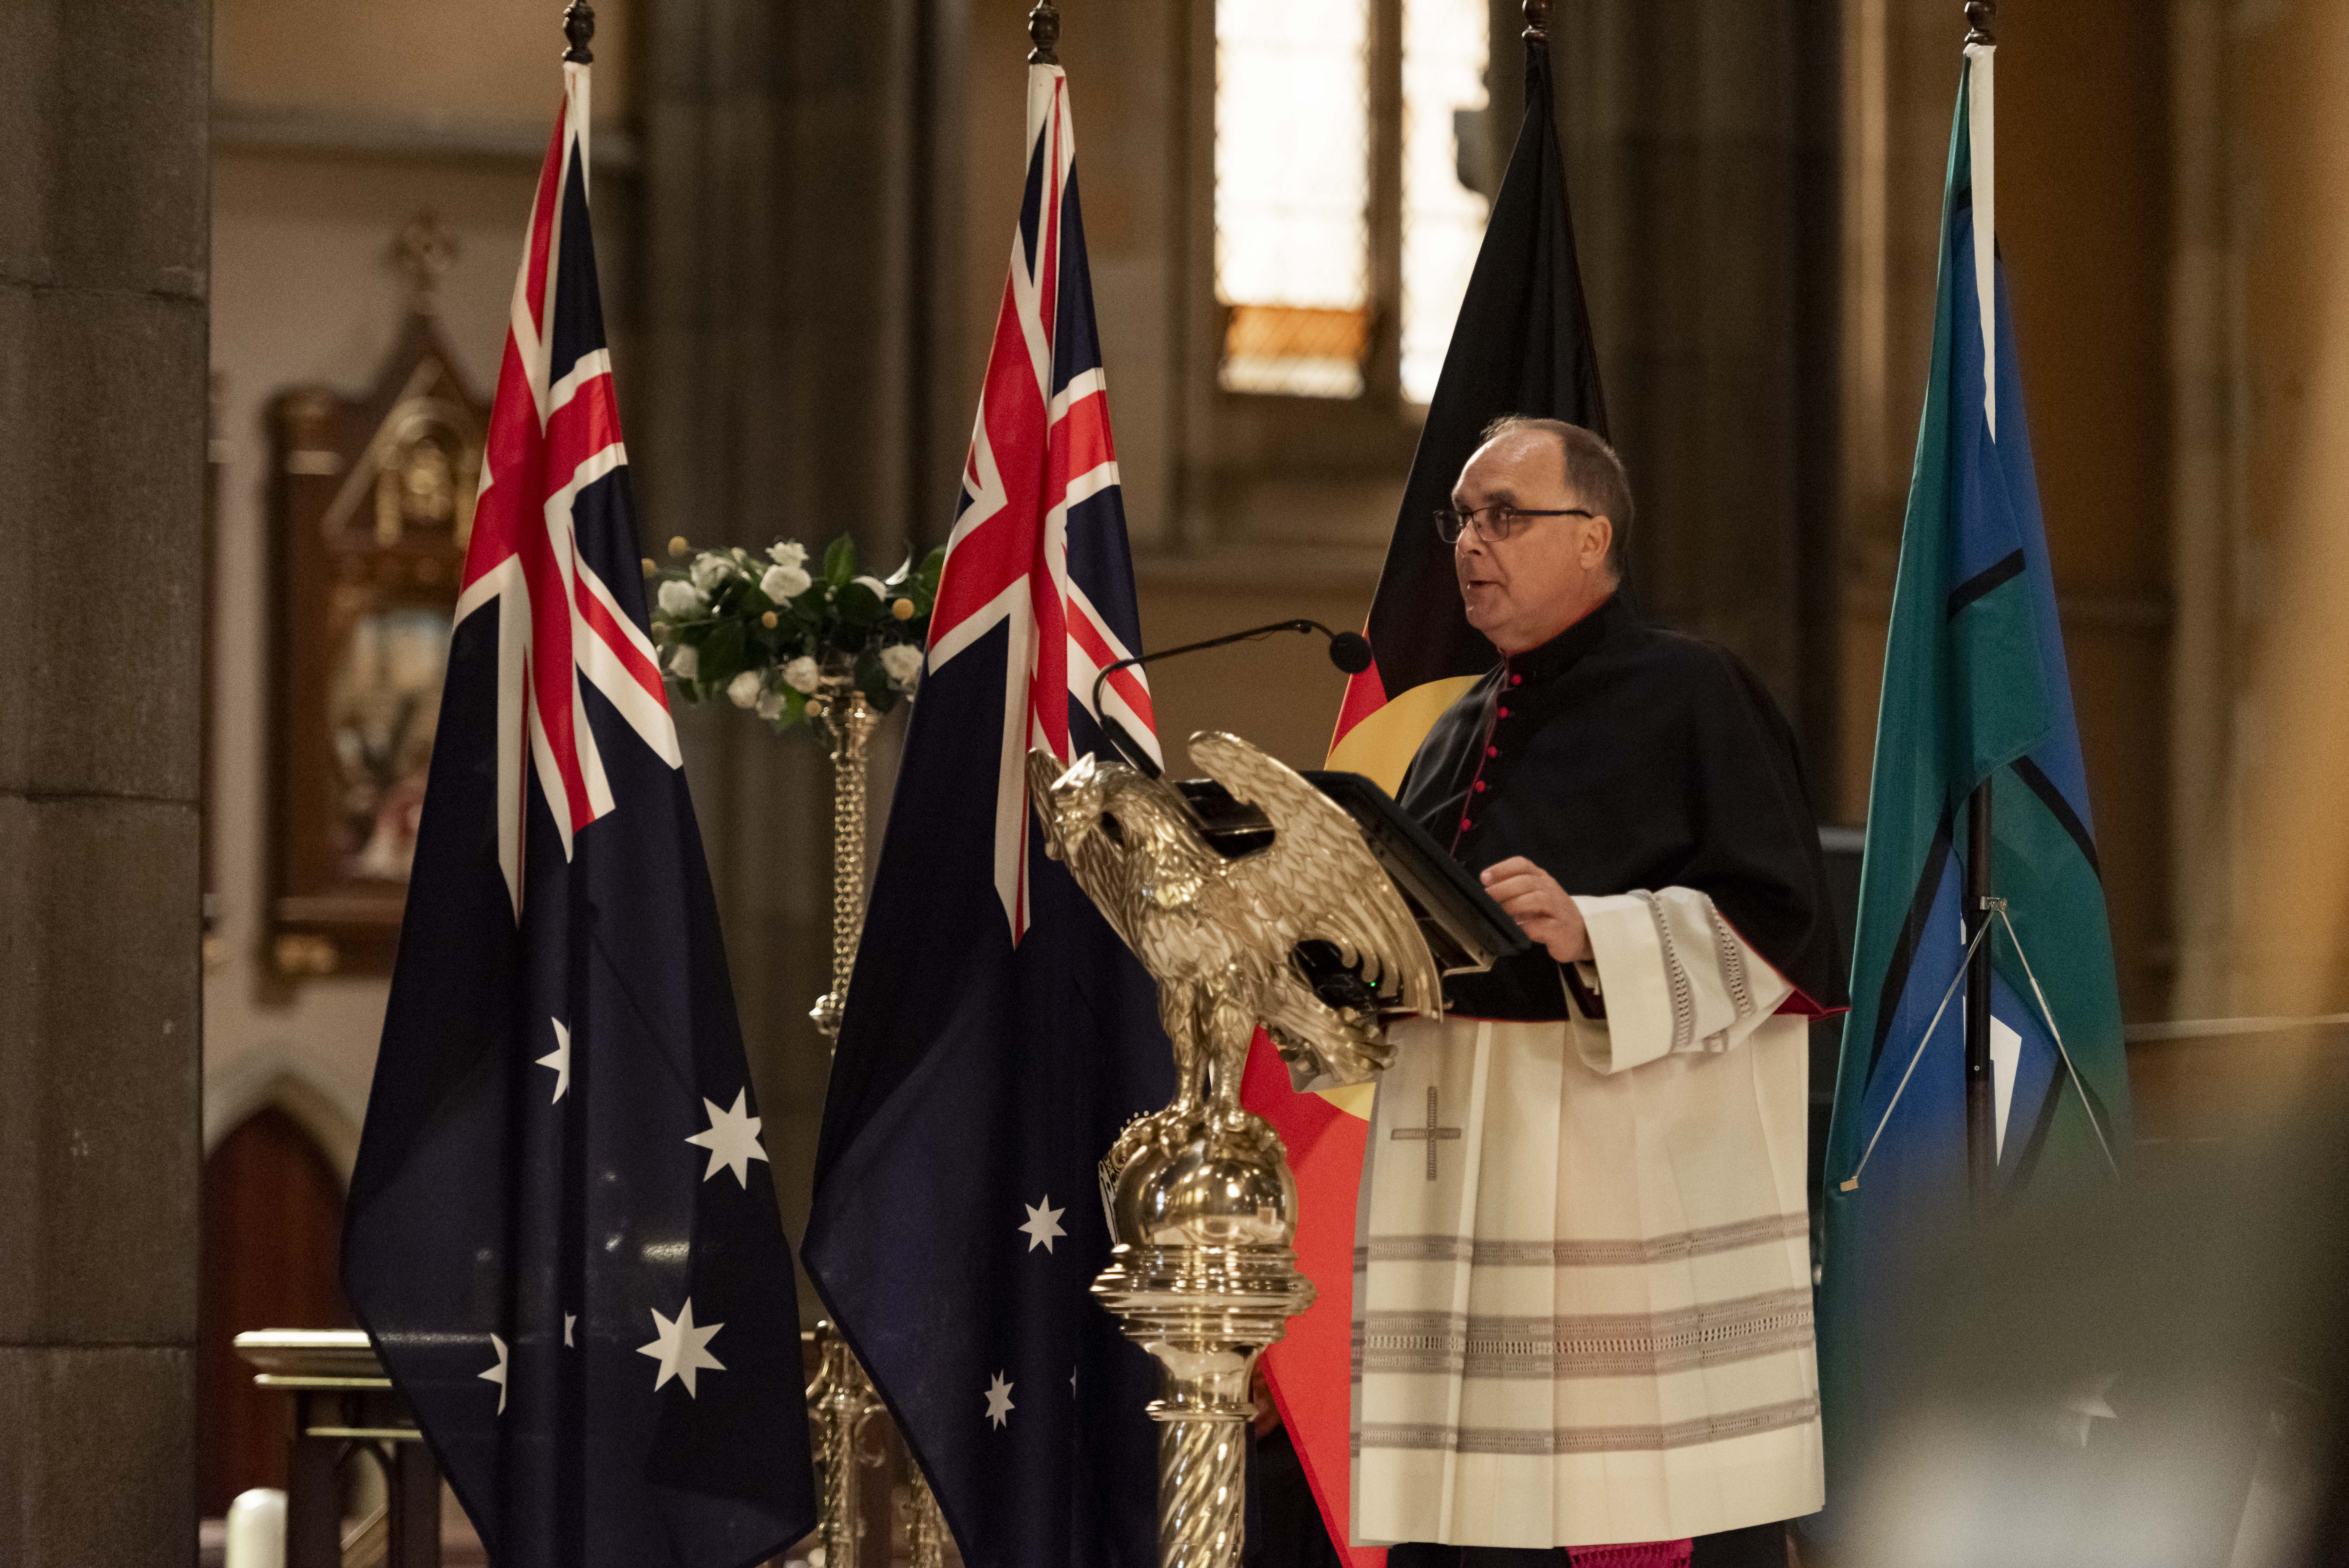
top-left (344, 54), bottom-right (814, 1568)
top-left (805, 61), bottom-right (1173, 1568)
top-left (456, 63), bottom-right (676, 911)
top-left (927, 64), bottom-right (1161, 938)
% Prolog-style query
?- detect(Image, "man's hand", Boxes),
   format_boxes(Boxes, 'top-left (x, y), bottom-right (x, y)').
top-left (1479, 856), bottom-right (1592, 964)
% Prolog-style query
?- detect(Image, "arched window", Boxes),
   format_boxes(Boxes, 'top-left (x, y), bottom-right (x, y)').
top-left (1214, 0), bottom-right (1493, 403)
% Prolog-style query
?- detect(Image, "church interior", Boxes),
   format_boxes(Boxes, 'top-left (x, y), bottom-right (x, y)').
top-left (14, 0), bottom-right (2349, 1561)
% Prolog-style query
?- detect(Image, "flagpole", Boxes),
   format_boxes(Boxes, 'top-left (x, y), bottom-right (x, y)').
top-left (1960, 0), bottom-right (1998, 1211)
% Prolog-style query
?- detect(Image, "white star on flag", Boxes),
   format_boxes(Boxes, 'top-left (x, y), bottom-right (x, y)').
top-left (638, 1298), bottom-right (726, 1397)
top-left (563, 1313), bottom-right (576, 1348)
top-left (536, 1017), bottom-right (572, 1103)
top-left (685, 1088), bottom-right (769, 1187)
top-left (1018, 1196), bottom-right (1066, 1253)
top-left (479, 1332), bottom-right (510, 1414)
top-left (985, 1371), bottom-right (1015, 1428)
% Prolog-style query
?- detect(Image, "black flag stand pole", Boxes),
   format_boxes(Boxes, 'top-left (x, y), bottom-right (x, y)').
top-left (1964, 783), bottom-right (1996, 1207)
top-left (1960, 0), bottom-right (1999, 1211)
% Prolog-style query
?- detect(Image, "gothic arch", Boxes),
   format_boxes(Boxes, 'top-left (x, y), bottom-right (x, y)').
top-left (202, 1047), bottom-right (366, 1185)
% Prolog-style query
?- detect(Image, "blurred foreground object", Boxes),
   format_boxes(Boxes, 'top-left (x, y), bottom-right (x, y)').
top-left (1831, 1100), bottom-right (2349, 1568)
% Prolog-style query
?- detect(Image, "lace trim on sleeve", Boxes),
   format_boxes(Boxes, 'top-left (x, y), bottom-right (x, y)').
top-left (1706, 900), bottom-right (1756, 1022)
top-left (1631, 890), bottom-right (1696, 1056)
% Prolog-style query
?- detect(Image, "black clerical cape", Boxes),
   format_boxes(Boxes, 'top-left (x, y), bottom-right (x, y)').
top-left (1350, 595), bottom-right (1843, 1550)
top-left (1397, 594), bottom-right (1846, 1018)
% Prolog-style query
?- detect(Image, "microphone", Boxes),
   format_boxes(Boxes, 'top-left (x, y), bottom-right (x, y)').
top-left (1088, 619), bottom-right (1375, 778)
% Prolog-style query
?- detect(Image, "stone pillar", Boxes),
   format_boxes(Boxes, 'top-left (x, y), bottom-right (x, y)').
top-left (1552, 1), bottom-right (1844, 795)
top-left (0, 1), bottom-right (210, 1562)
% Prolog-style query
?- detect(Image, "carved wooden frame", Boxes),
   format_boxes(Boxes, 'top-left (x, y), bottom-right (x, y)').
top-left (267, 313), bottom-right (485, 978)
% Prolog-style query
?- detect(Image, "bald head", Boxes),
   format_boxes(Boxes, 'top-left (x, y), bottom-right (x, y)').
top-left (1448, 418), bottom-right (1627, 654)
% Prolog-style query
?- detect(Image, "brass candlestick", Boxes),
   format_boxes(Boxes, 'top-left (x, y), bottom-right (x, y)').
top-left (901, 1465), bottom-right (949, 1568)
top-left (806, 1321), bottom-right (889, 1567)
top-left (808, 677), bottom-right (880, 1038)
top-left (801, 674), bottom-right (953, 1566)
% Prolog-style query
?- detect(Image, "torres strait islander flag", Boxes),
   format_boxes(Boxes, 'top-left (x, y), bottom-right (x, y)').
top-left (1815, 42), bottom-right (2129, 1538)
top-left (1238, 36), bottom-right (1608, 1567)
top-left (342, 56), bottom-right (815, 1568)
top-left (801, 62), bottom-right (1173, 1568)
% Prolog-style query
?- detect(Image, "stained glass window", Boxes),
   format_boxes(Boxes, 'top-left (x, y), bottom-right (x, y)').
top-left (1400, 0), bottom-right (1492, 404)
top-left (1214, 0), bottom-right (1373, 397)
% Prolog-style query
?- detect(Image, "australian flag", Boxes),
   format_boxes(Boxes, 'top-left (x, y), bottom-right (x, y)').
top-left (801, 62), bottom-right (1173, 1568)
top-left (342, 57), bottom-right (816, 1568)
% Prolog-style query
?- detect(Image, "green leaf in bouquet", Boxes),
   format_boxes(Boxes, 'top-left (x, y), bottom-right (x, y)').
top-left (824, 534), bottom-right (857, 587)
top-left (835, 579), bottom-right (884, 622)
top-left (699, 619), bottom-right (747, 685)
top-left (853, 649), bottom-right (892, 705)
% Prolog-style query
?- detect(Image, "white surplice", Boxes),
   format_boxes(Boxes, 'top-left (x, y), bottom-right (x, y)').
top-left (1348, 886), bottom-right (1823, 1549)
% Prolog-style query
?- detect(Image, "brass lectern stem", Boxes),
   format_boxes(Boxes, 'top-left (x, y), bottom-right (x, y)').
top-left (1156, 1410), bottom-right (1251, 1568)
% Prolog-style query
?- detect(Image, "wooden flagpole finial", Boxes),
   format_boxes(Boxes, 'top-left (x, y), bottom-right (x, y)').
top-left (1523, 0), bottom-right (1549, 45)
top-left (1027, 0), bottom-right (1061, 65)
top-left (1964, 0), bottom-right (1996, 45)
top-left (562, 1), bottom-right (596, 63)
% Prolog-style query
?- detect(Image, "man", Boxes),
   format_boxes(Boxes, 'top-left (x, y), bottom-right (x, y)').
top-left (1353, 417), bottom-right (1846, 1568)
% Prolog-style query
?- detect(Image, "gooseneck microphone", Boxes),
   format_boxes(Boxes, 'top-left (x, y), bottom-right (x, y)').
top-left (1088, 619), bottom-right (1374, 778)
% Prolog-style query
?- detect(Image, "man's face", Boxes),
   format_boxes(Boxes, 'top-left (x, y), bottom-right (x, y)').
top-left (1451, 431), bottom-right (1615, 654)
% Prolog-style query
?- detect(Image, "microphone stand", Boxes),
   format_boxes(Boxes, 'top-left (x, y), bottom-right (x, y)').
top-left (1089, 619), bottom-right (1372, 778)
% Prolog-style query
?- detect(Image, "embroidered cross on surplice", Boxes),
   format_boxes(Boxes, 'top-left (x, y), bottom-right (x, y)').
top-left (1390, 1086), bottom-right (1462, 1180)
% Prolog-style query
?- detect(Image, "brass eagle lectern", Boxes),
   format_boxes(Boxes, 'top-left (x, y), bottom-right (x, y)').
top-left (1027, 732), bottom-right (1444, 1568)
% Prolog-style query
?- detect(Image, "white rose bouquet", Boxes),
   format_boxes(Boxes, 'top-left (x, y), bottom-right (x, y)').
top-left (645, 532), bottom-right (943, 734)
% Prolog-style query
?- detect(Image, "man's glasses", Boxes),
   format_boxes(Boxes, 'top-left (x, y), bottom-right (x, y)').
top-left (1433, 504), bottom-right (1594, 545)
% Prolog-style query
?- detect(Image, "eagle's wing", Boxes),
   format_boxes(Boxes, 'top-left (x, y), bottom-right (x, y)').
top-left (1188, 731), bottom-right (1442, 1017)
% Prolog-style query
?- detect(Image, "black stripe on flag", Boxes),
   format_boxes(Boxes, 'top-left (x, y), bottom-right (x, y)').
top-left (1865, 799), bottom-right (1957, 1087)
top-left (1944, 549), bottom-right (2025, 620)
top-left (2010, 754), bottom-right (2102, 881)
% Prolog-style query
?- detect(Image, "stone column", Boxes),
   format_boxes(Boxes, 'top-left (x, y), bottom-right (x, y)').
top-left (1551, 1), bottom-right (1844, 795)
top-left (0, 1), bottom-right (210, 1562)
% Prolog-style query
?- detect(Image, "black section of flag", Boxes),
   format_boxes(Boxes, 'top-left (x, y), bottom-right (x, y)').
top-left (1944, 548), bottom-right (2025, 620)
top-left (1364, 41), bottom-right (1609, 699)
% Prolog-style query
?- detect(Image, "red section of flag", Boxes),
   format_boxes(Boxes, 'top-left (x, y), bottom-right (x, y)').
top-left (1330, 660), bottom-right (1389, 751)
top-left (1244, 1033), bottom-right (1385, 1568)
